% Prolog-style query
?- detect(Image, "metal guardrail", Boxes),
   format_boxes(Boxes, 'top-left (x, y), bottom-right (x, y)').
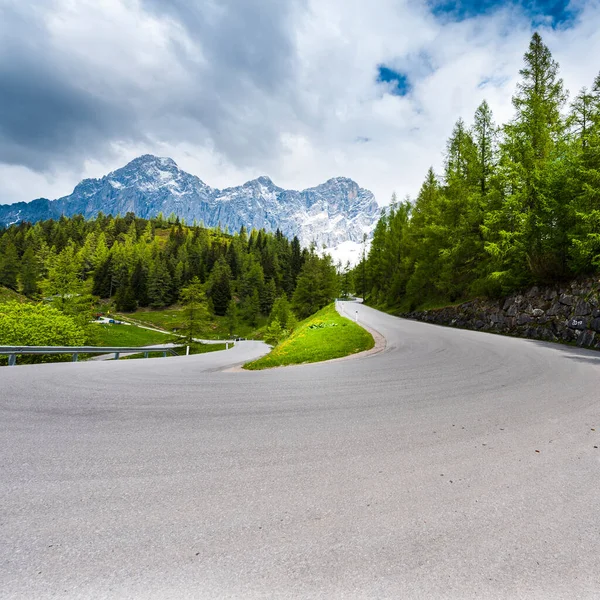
top-left (0, 346), bottom-right (179, 366)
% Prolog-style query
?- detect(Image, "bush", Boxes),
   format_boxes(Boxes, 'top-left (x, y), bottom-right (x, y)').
top-left (0, 301), bottom-right (86, 364)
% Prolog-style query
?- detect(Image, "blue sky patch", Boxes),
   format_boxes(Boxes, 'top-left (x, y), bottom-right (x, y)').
top-left (428, 0), bottom-right (578, 27)
top-left (377, 66), bottom-right (411, 96)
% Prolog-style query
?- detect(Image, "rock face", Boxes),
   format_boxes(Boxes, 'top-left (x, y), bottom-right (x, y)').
top-left (0, 155), bottom-right (380, 249)
top-left (401, 279), bottom-right (600, 351)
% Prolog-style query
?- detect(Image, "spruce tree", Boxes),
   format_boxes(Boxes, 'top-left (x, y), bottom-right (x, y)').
top-left (0, 242), bottom-right (19, 290)
top-left (179, 277), bottom-right (209, 343)
top-left (19, 246), bottom-right (39, 297)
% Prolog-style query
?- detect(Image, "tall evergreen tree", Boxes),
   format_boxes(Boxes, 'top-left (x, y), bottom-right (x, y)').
top-left (179, 277), bottom-right (210, 343)
top-left (147, 258), bottom-right (172, 307)
top-left (19, 246), bottom-right (39, 296)
top-left (0, 242), bottom-right (19, 290)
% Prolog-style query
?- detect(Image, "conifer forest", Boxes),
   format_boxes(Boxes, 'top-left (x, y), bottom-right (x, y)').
top-left (359, 33), bottom-right (600, 310)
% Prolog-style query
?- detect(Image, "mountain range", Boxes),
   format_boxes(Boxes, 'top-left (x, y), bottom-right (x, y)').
top-left (0, 155), bottom-right (380, 256)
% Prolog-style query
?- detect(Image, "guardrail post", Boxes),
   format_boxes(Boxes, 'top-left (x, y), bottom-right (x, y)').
top-left (8, 354), bottom-right (16, 366)
top-left (114, 352), bottom-right (120, 361)
top-left (226, 342), bottom-right (229, 350)
top-left (72, 353), bottom-right (78, 362)
top-left (144, 351), bottom-right (149, 358)
top-left (163, 351), bottom-right (167, 358)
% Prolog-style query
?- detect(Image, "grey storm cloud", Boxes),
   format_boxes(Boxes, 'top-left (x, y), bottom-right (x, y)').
top-left (142, 0), bottom-right (302, 90)
top-left (0, 3), bottom-right (139, 170)
top-left (0, 0), bottom-right (304, 173)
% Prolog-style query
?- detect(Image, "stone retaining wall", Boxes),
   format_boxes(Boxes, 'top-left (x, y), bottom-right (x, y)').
top-left (400, 279), bottom-right (600, 350)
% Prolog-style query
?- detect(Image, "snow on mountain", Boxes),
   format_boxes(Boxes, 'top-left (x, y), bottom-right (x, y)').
top-left (0, 155), bottom-right (380, 258)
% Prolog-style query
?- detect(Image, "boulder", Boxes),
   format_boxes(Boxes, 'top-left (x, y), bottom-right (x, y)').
top-left (574, 299), bottom-right (592, 316)
top-left (559, 294), bottom-right (574, 306)
top-left (567, 318), bottom-right (588, 330)
top-left (546, 303), bottom-right (562, 317)
top-left (577, 330), bottom-right (596, 348)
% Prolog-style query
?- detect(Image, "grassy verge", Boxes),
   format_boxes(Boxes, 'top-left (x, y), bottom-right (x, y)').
top-left (117, 306), bottom-right (265, 339)
top-left (91, 323), bottom-right (173, 346)
top-left (244, 303), bottom-right (374, 370)
top-left (122, 342), bottom-right (228, 360)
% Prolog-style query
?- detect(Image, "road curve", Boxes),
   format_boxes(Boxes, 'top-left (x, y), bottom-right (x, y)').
top-left (1, 302), bottom-right (600, 599)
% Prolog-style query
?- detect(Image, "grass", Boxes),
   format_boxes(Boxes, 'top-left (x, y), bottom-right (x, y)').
top-left (0, 286), bottom-right (28, 304)
top-left (91, 323), bottom-right (173, 347)
top-left (118, 306), bottom-right (265, 340)
top-left (244, 303), bottom-right (374, 370)
top-left (122, 341), bottom-right (228, 360)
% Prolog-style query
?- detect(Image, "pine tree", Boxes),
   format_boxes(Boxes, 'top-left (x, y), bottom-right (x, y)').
top-left (260, 278), bottom-right (277, 315)
top-left (225, 298), bottom-right (239, 337)
top-left (243, 289), bottom-right (260, 327)
top-left (269, 294), bottom-right (292, 326)
top-left (509, 32), bottom-right (568, 279)
top-left (44, 244), bottom-right (82, 309)
top-left (207, 257), bottom-right (232, 316)
top-left (130, 260), bottom-right (149, 306)
top-left (114, 285), bottom-right (137, 312)
top-left (264, 318), bottom-right (284, 345)
top-left (148, 258), bottom-right (172, 307)
top-left (19, 246), bottom-right (39, 296)
top-left (179, 277), bottom-right (209, 343)
top-left (0, 241), bottom-right (19, 290)
top-left (473, 100), bottom-right (497, 196)
top-left (292, 253), bottom-right (338, 318)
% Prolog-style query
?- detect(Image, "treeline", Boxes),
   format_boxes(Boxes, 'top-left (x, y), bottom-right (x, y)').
top-left (0, 212), bottom-right (339, 321)
top-left (360, 33), bottom-right (600, 310)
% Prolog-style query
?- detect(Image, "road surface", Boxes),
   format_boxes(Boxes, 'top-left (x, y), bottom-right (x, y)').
top-left (1, 302), bottom-right (599, 599)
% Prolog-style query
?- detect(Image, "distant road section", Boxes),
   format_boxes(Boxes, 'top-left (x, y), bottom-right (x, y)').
top-left (1, 303), bottom-right (600, 599)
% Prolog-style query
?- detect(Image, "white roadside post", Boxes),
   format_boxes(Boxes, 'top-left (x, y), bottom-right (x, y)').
top-left (186, 346), bottom-right (190, 356)
top-left (355, 310), bottom-right (358, 322)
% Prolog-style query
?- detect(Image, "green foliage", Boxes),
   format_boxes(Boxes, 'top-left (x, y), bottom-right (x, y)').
top-left (148, 257), bottom-right (172, 307)
top-left (269, 294), bottom-right (292, 325)
top-left (0, 285), bottom-right (27, 304)
top-left (0, 301), bottom-right (85, 363)
top-left (0, 210), bottom-right (327, 343)
top-left (0, 242), bottom-right (19, 290)
top-left (245, 303), bottom-right (374, 370)
top-left (122, 342), bottom-right (227, 360)
top-left (179, 277), bottom-right (210, 343)
top-left (92, 323), bottom-right (172, 347)
top-left (292, 252), bottom-right (339, 318)
top-left (43, 243), bottom-right (82, 308)
top-left (224, 298), bottom-right (239, 336)
top-left (243, 289), bottom-right (260, 327)
top-left (115, 285), bottom-right (138, 312)
top-left (207, 257), bottom-right (232, 316)
top-left (121, 306), bottom-right (263, 340)
top-left (359, 33), bottom-right (600, 310)
top-left (264, 317), bottom-right (285, 345)
top-left (19, 247), bottom-right (39, 296)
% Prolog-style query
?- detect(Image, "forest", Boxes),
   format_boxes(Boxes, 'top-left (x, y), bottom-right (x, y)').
top-left (359, 33), bottom-right (600, 311)
top-left (0, 212), bottom-right (340, 341)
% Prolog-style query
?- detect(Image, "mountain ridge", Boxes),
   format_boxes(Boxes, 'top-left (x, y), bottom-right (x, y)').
top-left (0, 155), bottom-right (379, 251)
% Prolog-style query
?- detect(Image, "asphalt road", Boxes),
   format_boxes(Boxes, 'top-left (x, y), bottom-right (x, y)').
top-left (1, 302), bottom-right (599, 599)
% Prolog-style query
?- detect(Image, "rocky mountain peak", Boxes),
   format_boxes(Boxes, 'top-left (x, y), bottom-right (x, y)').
top-left (0, 156), bottom-right (381, 259)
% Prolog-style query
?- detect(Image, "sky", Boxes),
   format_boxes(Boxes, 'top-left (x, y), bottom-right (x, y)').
top-left (1, 0), bottom-right (599, 207)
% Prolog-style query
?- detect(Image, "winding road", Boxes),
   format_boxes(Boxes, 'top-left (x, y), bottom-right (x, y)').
top-left (1, 302), bottom-right (599, 599)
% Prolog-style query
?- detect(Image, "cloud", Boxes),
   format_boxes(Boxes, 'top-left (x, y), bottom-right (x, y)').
top-left (0, 0), bottom-right (599, 208)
